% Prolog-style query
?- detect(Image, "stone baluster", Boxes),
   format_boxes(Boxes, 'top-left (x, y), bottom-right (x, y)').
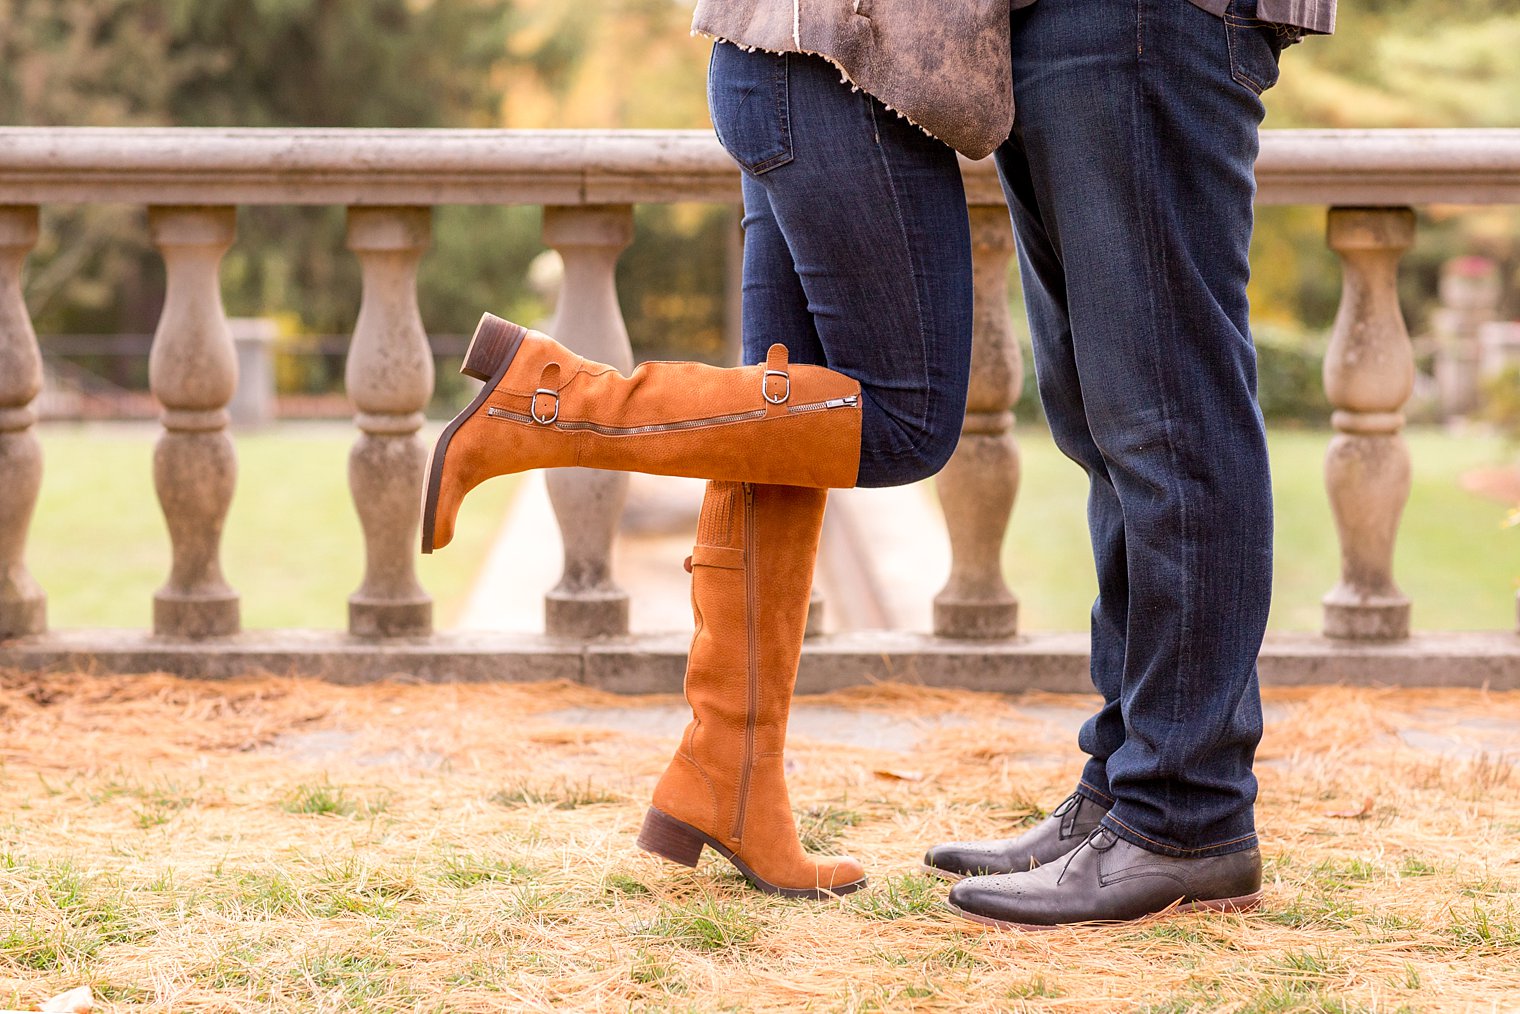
top-left (1322, 207), bottom-right (1417, 640)
top-left (541, 205), bottom-right (634, 638)
top-left (0, 206), bottom-right (46, 639)
top-left (345, 206), bottom-right (434, 637)
top-left (148, 206), bottom-right (240, 638)
top-left (933, 205), bottom-right (1021, 639)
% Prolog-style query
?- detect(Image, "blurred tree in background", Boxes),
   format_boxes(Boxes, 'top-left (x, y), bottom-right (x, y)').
top-left (2, 0), bottom-right (1517, 408)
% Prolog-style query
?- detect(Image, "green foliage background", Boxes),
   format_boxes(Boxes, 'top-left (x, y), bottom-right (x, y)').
top-left (3, 0), bottom-right (1518, 392)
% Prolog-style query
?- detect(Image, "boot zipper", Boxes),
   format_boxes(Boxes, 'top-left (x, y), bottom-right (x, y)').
top-left (485, 395), bottom-right (857, 433)
top-left (782, 395), bottom-right (859, 414)
top-left (732, 482), bottom-right (758, 842)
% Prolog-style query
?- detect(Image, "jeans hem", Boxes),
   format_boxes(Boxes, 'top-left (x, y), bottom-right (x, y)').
top-left (1074, 779), bottom-right (1115, 807)
top-left (1099, 810), bottom-right (1258, 859)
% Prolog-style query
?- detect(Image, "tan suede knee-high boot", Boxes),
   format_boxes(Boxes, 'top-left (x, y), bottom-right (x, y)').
top-left (637, 481), bottom-right (867, 898)
top-left (421, 314), bottom-right (862, 553)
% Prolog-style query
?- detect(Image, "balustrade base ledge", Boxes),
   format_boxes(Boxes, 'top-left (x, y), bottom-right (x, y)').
top-left (152, 596), bottom-right (240, 640)
top-left (348, 599), bottom-right (433, 640)
top-left (0, 599), bottom-right (46, 641)
top-left (544, 592), bottom-right (631, 640)
top-left (4, 630), bottom-right (1520, 692)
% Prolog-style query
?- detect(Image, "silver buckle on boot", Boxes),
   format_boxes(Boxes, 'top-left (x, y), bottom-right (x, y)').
top-left (762, 370), bottom-right (790, 405)
top-left (531, 388), bottom-right (560, 424)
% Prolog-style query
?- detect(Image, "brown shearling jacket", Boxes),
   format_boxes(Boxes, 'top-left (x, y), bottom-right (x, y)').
top-left (691, 0), bottom-right (1013, 160)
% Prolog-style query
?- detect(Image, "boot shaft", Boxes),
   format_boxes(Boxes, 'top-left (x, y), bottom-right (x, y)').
top-left (687, 482), bottom-right (826, 747)
top-left (478, 333), bottom-right (863, 487)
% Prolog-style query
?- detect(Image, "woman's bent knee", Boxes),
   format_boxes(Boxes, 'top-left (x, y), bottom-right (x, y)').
top-left (855, 425), bottom-right (961, 488)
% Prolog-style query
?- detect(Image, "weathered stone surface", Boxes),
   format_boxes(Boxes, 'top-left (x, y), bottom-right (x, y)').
top-left (934, 205), bottom-right (1020, 639)
top-left (1322, 207), bottom-right (1417, 640)
top-left (345, 206), bottom-right (434, 638)
top-left (541, 205), bottom-right (635, 639)
top-left (148, 206), bottom-right (240, 639)
top-left (1, 129), bottom-right (1519, 207)
top-left (0, 629), bottom-right (583, 684)
top-left (6, 630), bottom-right (1519, 691)
top-left (0, 205), bottom-right (45, 639)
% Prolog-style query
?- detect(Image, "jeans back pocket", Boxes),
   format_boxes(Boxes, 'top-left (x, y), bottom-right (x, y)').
top-left (1223, 0), bottom-right (1294, 95)
top-left (708, 42), bottom-right (794, 176)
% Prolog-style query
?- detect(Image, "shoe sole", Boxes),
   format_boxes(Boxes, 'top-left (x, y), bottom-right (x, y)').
top-left (947, 891), bottom-right (1263, 931)
top-left (420, 313), bottom-right (529, 554)
top-left (638, 806), bottom-right (867, 900)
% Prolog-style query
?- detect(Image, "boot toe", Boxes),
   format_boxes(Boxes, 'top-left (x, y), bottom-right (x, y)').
top-left (924, 840), bottom-right (1013, 879)
top-left (947, 873), bottom-right (1052, 927)
top-left (820, 856), bottom-right (867, 893)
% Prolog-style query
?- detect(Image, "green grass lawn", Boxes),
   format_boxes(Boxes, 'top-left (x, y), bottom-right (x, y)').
top-left (1005, 425), bottom-right (1520, 632)
top-left (28, 423), bottom-right (515, 630)
top-left (24, 423), bottom-right (1519, 634)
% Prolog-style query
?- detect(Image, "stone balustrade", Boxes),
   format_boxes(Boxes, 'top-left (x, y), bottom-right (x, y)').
top-left (2, 128), bottom-right (1520, 689)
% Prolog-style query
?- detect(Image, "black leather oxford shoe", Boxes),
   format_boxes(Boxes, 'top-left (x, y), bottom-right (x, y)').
top-left (947, 826), bottom-right (1263, 929)
top-left (922, 791), bottom-right (1110, 881)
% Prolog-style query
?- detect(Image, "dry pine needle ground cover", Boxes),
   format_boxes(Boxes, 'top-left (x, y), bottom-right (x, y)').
top-left (1, 670), bottom-right (1518, 1012)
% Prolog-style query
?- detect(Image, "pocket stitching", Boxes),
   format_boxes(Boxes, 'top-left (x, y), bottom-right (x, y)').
top-left (1224, 20), bottom-right (1272, 95)
top-left (747, 53), bottom-right (795, 175)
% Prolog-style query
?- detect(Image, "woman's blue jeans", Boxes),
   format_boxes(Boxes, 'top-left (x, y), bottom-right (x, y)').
top-left (997, 0), bottom-right (1287, 856)
top-left (706, 41), bottom-right (974, 488)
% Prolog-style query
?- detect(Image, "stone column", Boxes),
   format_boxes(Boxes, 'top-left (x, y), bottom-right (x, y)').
top-left (228, 317), bottom-right (279, 429)
top-left (1432, 256), bottom-right (1500, 419)
top-left (541, 205), bottom-right (633, 638)
top-left (1322, 207), bottom-right (1417, 641)
top-left (345, 206), bottom-right (434, 638)
top-left (148, 206), bottom-right (240, 638)
top-left (0, 206), bottom-right (46, 639)
top-left (933, 205), bottom-right (1021, 639)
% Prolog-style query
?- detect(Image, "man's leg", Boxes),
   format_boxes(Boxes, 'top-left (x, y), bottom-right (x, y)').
top-left (1000, 0), bottom-right (1277, 858)
top-left (920, 128), bottom-right (1125, 881)
top-left (948, 0), bottom-right (1285, 926)
top-left (999, 126), bottom-right (1128, 814)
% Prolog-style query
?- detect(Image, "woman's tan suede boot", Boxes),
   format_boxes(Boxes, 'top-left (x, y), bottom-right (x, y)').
top-left (637, 481), bottom-right (867, 898)
top-left (421, 314), bottom-right (862, 553)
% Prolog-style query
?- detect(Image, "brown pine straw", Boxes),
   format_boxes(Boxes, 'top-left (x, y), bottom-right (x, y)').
top-left (1, 669), bottom-right (1518, 1011)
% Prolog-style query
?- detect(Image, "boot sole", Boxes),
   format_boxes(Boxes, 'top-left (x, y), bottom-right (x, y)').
top-left (637, 806), bottom-right (867, 900)
top-left (420, 313), bottom-right (529, 554)
top-left (947, 891), bottom-right (1263, 931)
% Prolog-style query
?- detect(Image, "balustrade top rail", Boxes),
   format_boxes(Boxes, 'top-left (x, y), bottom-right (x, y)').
top-left (1, 127), bottom-right (1519, 207)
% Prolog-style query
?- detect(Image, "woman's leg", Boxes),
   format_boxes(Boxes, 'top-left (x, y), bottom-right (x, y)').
top-left (635, 44), bottom-right (973, 895)
top-left (422, 44), bottom-right (973, 553)
top-left (714, 43), bottom-right (974, 487)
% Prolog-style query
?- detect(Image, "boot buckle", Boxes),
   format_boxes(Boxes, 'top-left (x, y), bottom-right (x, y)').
top-left (762, 370), bottom-right (790, 405)
top-left (531, 388), bottom-right (560, 425)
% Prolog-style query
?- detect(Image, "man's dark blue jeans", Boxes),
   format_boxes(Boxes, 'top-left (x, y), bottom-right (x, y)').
top-left (706, 41), bottom-right (974, 488)
top-left (997, 0), bottom-right (1287, 857)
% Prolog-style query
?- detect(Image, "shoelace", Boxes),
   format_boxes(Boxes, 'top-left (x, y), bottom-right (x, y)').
top-left (1055, 825), bottom-right (1118, 885)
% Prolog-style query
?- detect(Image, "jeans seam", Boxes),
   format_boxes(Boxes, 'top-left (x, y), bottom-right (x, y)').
top-left (1131, 0), bottom-right (1194, 739)
top-left (1077, 779), bottom-right (1115, 804)
top-left (865, 98), bottom-right (933, 446)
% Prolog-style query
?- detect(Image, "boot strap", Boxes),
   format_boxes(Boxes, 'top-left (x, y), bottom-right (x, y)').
top-left (762, 344), bottom-right (790, 405)
top-left (532, 362), bottom-right (562, 424)
top-left (690, 545), bottom-right (744, 570)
